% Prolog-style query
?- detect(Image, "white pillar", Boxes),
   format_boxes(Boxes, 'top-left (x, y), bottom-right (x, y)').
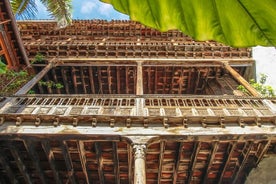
top-left (133, 144), bottom-right (147, 184)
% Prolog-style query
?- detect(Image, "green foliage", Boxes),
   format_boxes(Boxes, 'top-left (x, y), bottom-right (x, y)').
top-left (0, 69), bottom-right (32, 95)
top-left (102, 0), bottom-right (276, 47)
top-left (32, 53), bottom-right (45, 63)
top-left (39, 80), bottom-right (64, 89)
top-left (0, 60), bottom-right (7, 74)
top-left (237, 73), bottom-right (275, 97)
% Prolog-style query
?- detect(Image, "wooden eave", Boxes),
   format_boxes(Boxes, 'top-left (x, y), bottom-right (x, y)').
top-left (0, 0), bottom-right (29, 69)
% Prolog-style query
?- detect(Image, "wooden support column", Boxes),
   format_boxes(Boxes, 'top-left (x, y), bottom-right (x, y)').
top-left (223, 61), bottom-right (261, 97)
top-left (133, 144), bottom-right (147, 184)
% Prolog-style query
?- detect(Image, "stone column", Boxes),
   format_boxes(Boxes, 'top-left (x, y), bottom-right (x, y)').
top-left (133, 144), bottom-right (147, 184)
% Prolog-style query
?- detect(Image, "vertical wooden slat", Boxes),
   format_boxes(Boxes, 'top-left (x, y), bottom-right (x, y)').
top-left (158, 141), bottom-right (165, 183)
top-left (193, 70), bottom-right (201, 94)
top-left (218, 142), bottom-right (237, 184)
top-left (116, 66), bottom-right (121, 94)
top-left (178, 67), bottom-right (185, 94)
top-left (51, 68), bottom-right (61, 94)
top-left (41, 141), bottom-right (62, 184)
top-left (80, 66), bottom-right (87, 94)
top-left (97, 66), bottom-right (103, 94)
top-left (24, 140), bottom-right (47, 184)
top-left (107, 66), bottom-right (112, 94)
top-left (61, 68), bottom-right (70, 94)
top-left (61, 141), bottom-right (77, 184)
top-left (88, 66), bottom-right (95, 94)
top-left (202, 142), bottom-right (219, 184)
top-left (173, 142), bottom-right (184, 184)
top-left (154, 67), bottom-right (158, 94)
top-left (77, 141), bottom-right (92, 184)
top-left (187, 142), bottom-right (201, 184)
top-left (9, 143), bottom-right (33, 184)
top-left (71, 66), bottom-right (78, 94)
top-left (113, 142), bottom-right (120, 184)
top-left (95, 142), bottom-right (105, 184)
top-left (126, 66), bottom-right (130, 94)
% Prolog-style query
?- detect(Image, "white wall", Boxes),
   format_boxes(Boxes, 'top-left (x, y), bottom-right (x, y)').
top-left (253, 47), bottom-right (276, 89)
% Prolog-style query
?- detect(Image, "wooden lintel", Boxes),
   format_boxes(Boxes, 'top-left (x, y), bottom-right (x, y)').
top-left (15, 62), bottom-right (53, 95)
top-left (223, 62), bottom-right (261, 97)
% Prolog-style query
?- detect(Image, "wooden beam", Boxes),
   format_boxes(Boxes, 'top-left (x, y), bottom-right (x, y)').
top-left (95, 142), bottom-right (105, 184)
top-left (202, 142), bottom-right (219, 184)
top-left (24, 140), bottom-right (47, 184)
top-left (77, 141), bottom-right (93, 184)
top-left (113, 142), bottom-right (120, 184)
top-left (41, 141), bottom-right (62, 184)
top-left (187, 142), bottom-right (201, 184)
top-left (0, 149), bottom-right (18, 183)
top-left (223, 62), bottom-right (261, 97)
top-left (218, 142), bottom-right (237, 183)
top-left (158, 141), bottom-right (165, 183)
top-left (173, 142), bottom-right (184, 184)
top-left (88, 66), bottom-right (96, 94)
top-left (15, 62), bottom-right (53, 95)
top-left (8, 143), bottom-right (33, 184)
top-left (61, 141), bottom-right (77, 184)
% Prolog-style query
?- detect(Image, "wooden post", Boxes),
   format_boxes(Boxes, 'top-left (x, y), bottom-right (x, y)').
top-left (133, 144), bottom-right (147, 184)
top-left (136, 61), bottom-right (143, 95)
top-left (223, 61), bottom-right (261, 97)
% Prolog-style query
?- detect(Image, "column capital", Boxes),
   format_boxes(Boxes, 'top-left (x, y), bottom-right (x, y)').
top-left (133, 144), bottom-right (147, 160)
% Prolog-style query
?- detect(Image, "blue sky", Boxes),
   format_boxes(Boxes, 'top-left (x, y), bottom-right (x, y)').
top-left (35, 0), bottom-right (129, 20)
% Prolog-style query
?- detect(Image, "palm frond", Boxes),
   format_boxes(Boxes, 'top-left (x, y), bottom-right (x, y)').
top-left (40, 0), bottom-right (72, 28)
top-left (10, 0), bottom-right (37, 19)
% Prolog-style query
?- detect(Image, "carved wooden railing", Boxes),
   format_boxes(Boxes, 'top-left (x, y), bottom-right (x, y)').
top-left (0, 95), bottom-right (275, 128)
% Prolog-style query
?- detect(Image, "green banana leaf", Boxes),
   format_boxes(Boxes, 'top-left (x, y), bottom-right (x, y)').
top-left (101, 0), bottom-right (276, 47)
